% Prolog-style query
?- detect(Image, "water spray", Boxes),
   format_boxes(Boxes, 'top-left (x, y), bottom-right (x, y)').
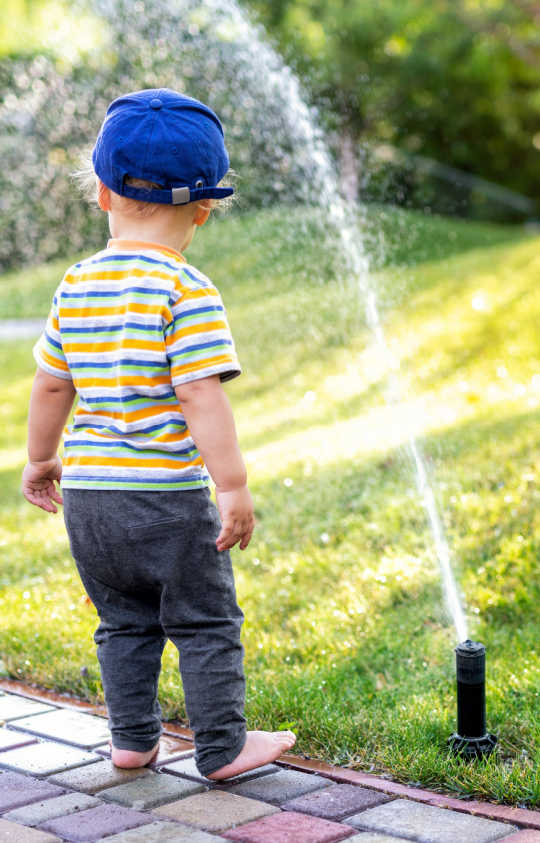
top-left (448, 640), bottom-right (497, 758)
top-left (93, 0), bottom-right (495, 763)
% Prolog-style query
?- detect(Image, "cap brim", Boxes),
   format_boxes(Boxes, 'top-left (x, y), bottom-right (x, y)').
top-left (121, 183), bottom-right (234, 205)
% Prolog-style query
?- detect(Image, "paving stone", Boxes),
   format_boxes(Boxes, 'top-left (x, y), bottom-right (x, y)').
top-left (225, 769), bottom-right (331, 805)
top-left (498, 834), bottom-right (540, 842)
top-left (0, 697), bottom-right (55, 723)
top-left (347, 799), bottom-right (517, 842)
top-left (162, 755), bottom-right (278, 785)
top-left (3, 792), bottom-right (99, 826)
top-left (40, 803), bottom-right (152, 842)
top-left (154, 790), bottom-right (278, 833)
top-left (99, 771), bottom-right (205, 808)
top-left (0, 818), bottom-right (61, 841)
top-left (0, 741), bottom-right (100, 776)
top-left (345, 836), bottom-right (411, 842)
top-left (0, 770), bottom-right (65, 812)
top-left (222, 810), bottom-right (355, 842)
top-left (282, 783), bottom-right (393, 820)
top-left (47, 759), bottom-right (151, 794)
top-left (106, 821), bottom-right (228, 841)
top-left (213, 765), bottom-right (282, 787)
top-left (0, 727), bottom-right (37, 752)
top-left (10, 709), bottom-right (110, 750)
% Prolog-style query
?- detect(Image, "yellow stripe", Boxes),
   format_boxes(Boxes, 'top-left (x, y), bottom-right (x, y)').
top-left (167, 320), bottom-right (228, 344)
top-left (73, 405), bottom-right (175, 423)
top-left (170, 354), bottom-right (234, 377)
top-left (64, 455), bottom-right (204, 470)
top-left (59, 303), bottom-right (164, 318)
top-left (64, 267), bottom-right (178, 285)
top-left (39, 348), bottom-right (70, 372)
top-left (63, 339), bottom-right (164, 352)
top-left (74, 375), bottom-right (172, 388)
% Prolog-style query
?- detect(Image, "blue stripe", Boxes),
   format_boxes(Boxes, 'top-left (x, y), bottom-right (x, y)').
top-left (182, 267), bottom-right (209, 286)
top-left (61, 473), bottom-right (208, 483)
top-left (79, 390), bottom-right (176, 404)
top-left (169, 339), bottom-right (232, 357)
top-left (79, 252), bottom-right (182, 275)
top-left (61, 287), bottom-right (170, 299)
top-left (61, 322), bottom-right (161, 334)
top-left (45, 332), bottom-right (63, 351)
top-left (72, 420), bottom-right (186, 435)
top-left (70, 359), bottom-right (169, 369)
top-left (170, 304), bottom-right (224, 321)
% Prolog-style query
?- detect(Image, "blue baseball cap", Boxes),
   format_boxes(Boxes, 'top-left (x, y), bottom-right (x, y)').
top-left (92, 88), bottom-right (234, 205)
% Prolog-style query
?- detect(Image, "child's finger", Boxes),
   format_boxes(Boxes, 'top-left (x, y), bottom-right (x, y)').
top-left (239, 529), bottom-right (253, 550)
top-left (216, 519), bottom-right (235, 550)
top-left (49, 485), bottom-right (63, 505)
top-left (23, 488), bottom-right (58, 513)
top-left (239, 519), bottom-right (255, 550)
top-left (22, 478), bottom-right (62, 513)
top-left (217, 515), bottom-right (254, 551)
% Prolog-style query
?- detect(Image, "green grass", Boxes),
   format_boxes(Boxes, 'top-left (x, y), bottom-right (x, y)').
top-left (1, 206), bottom-right (539, 806)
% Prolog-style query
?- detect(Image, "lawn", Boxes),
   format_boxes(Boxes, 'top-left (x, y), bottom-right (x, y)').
top-left (0, 205), bottom-right (538, 806)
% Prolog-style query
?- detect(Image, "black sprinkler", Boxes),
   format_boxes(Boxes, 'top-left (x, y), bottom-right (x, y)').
top-left (448, 640), bottom-right (497, 758)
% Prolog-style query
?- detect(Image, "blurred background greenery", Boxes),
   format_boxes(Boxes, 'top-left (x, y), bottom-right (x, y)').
top-left (1, 0), bottom-right (540, 803)
top-left (1, 0), bottom-right (539, 273)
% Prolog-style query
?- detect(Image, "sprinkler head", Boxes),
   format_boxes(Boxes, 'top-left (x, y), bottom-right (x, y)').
top-left (448, 639), bottom-right (497, 759)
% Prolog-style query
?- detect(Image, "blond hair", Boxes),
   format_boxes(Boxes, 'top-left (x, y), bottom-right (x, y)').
top-left (72, 151), bottom-right (236, 217)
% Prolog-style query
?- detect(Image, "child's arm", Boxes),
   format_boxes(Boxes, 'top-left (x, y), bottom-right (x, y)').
top-left (22, 367), bottom-right (76, 513)
top-left (174, 374), bottom-right (255, 552)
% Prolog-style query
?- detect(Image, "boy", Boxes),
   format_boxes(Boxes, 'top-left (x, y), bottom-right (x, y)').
top-left (21, 88), bottom-right (296, 779)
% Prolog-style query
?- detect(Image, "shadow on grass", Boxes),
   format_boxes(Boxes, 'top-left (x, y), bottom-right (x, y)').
top-left (0, 398), bottom-right (538, 802)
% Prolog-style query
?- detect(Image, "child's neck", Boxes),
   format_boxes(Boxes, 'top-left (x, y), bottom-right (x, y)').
top-left (108, 210), bottom-right (195, 255)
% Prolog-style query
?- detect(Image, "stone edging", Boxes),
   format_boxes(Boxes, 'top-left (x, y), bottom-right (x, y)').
top-left (274, 755), bottom-right (540, 831)
top-left (2, 677), bottom-right (538, 831)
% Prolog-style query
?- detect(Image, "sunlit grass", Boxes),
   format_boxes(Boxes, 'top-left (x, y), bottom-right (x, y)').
top-left (0, 206), bottom-right (538, 805)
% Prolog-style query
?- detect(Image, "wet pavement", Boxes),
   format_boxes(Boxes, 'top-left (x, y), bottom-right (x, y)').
top-left (1, 684), bottom-right (539, 842)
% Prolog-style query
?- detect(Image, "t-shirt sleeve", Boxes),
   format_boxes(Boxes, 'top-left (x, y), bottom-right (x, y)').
top-left (33, 286), bottom-right (72, 381)
top-left (164, 277), bottom-right (241, 387)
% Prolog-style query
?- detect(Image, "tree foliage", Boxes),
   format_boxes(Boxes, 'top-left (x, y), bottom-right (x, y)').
top-left (245, 0), bottom-right (540, 205)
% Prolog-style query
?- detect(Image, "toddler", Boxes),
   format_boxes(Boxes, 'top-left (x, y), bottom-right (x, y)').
top-left (21, 88), bottom-right (296, 778)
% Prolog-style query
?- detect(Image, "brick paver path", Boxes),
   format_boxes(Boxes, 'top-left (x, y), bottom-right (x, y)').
top-left (0, 686), bottom-right (538, 842)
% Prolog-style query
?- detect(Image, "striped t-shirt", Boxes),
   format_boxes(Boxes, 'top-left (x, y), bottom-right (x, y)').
top-left (33, 239), bottom-right (241, 491)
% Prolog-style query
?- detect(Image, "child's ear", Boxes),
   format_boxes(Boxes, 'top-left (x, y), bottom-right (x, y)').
top-left (193, 200), bottom-right (212, 227)
top-left (97, 180), bottom-right (112, 212)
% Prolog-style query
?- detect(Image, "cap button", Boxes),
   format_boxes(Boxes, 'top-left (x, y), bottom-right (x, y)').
top-left (150, 98), bottom-right (162, 110)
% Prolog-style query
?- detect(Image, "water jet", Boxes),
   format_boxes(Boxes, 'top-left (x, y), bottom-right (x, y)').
top-left (448, 640), bottom-right (498, 759)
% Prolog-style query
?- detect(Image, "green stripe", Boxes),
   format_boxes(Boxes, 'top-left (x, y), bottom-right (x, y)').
top-left (169, 342), bottom-right (228, 362)
top-left (74, 364), bottom-right (169, 376)
top-left (62, 478), bottom-right (208, 490)
top-left (66, 328), bottom-right (163, 340)
top-left (65, 444), bottom-right (198, 458)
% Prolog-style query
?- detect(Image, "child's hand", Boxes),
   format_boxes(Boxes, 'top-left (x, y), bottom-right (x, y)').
top-left (21, 457), bottom-right (64, 513)
top-left (215, 485), bottom-right (255, 551)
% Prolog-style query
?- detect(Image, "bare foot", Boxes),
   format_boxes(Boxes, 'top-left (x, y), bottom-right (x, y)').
top-left (111, 741), bottom-right (160, 769)
top-left (206, 730), bottom-right (296, 780)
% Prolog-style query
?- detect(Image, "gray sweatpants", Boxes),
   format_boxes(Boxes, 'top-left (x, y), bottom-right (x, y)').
top-left (63, 487), bottom-right (246, 777)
